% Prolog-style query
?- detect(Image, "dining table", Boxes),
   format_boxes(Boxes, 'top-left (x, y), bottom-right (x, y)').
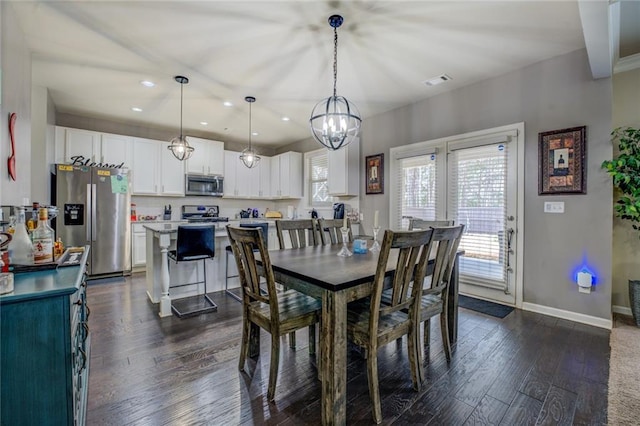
top-left (255, 242), bottom-right (461, 426)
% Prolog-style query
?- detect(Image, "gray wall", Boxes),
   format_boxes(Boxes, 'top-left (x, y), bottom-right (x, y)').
top-left (357, 48), bottom-right (613, 320)
top-left (611, 68), bottom-right (640, 310)
top-left (1, 2), bottom-right (32, 206)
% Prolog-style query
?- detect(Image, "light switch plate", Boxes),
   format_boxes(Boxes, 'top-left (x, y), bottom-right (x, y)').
top-left (544, 201), bottom-right (564, 213)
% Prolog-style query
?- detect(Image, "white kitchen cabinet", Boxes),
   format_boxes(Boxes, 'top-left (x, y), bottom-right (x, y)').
top-left (328, 139), bottom-right (359, 197)
top-left (270, 151), bottom-right (302, 199)
top-left (132, 223), bottom-right (147, 267)
top-left (55, 126), bottom-right (131, 167)
top-left (131, 137), bottom-right (185, 196)
top-left (224, 150), bottom-right (270, 198)
top-left (186, 137), bottom-right (225, 176)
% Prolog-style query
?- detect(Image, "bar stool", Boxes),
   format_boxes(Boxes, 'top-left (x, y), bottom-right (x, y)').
top-left (225, 222), bottom-right (268, 301)
top-left (168, 224), bottom-right (217, 317)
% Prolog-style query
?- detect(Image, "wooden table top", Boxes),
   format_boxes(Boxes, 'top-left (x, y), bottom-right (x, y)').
top-left (263, 244), bottom-right (397, 291)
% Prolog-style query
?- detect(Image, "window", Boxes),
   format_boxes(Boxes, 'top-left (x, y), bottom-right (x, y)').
top-left (394, 154), bottom-right (439, 230)
top-left (306, 149), bottom-right (331, 207)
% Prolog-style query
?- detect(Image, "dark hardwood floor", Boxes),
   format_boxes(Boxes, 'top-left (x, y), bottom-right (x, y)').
top-left (86, 273), bottom-right (610, 425)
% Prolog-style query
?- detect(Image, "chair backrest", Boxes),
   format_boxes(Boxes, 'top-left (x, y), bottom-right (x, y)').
top-left (275, 219), bottom-right (320, 249)
top-left (318, 218), bottom-right (353, 245)
top-left (369, 228), bottom-right (435, 337)
top-left (422, 225), bottom-right (465, 300)
top-left (240, 222), bottom-right (269, 247)
top-left (408, 218), bottom-right (454, 231)
top-left (176, 224), bottom-right (216, 260)
top-left (226, 225), bottom-right (280, 321)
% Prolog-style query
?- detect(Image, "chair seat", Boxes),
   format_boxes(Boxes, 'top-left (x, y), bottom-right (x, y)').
top-left (248, 290), bottom-right (321, 332)
top-left (168, 250), bottom-right (213, 262)
top-left (347, 299), bottom-right (412, 347)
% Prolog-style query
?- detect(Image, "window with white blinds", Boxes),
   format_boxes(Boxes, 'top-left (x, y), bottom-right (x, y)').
top-left (395, 154), bottom-right (439, 230)
top-left (448, 143), bottom-right (508, 287)
top-left (308, 150), bottom-right (331, 207)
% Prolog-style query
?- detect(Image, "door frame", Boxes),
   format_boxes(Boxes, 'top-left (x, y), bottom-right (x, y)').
top-left (389, 122), bottom-right (524, 308)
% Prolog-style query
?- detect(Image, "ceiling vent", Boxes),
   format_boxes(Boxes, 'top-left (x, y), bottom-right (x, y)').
top-left (423, 74), bottom-right (452, 87)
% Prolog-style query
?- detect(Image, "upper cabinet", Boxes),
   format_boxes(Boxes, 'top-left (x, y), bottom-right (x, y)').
top-left (270, 152), bottom-right (302, 199)
top-left (224, 151), bottom-right (272, 199)
top-left (55, 127), bottom-right (132, 167)
top-left (131, 137), bottom-right (184, 196)
top-left (328, 139), bottom-right (360, 197)
top-left (186, 137), bottom-right (224, 176)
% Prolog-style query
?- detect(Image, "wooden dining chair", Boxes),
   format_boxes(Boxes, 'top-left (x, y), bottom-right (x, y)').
top-left (346, 228), bottom-right (435, 424)
top-left (317, 217), bottom-right (353, 245)
top-left (275, 219), bottom-right (320, 249)
top-left (226, 225), bottom-right (321, 401)
top-left (408, 218), bottom-right (454, 231)
top-left (417, 224), bottom-right (464, 374)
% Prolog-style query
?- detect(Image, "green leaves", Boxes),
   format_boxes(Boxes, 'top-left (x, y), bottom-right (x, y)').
top-left (603, 127), bottom-right (640, 234)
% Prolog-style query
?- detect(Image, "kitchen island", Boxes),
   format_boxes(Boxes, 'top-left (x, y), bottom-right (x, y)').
top-left (144, 222), bottom-right (231, 317)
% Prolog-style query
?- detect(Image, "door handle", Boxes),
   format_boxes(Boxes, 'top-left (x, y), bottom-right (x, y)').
top-left (91, 184), bottom-right (97, 241)
top-left (86, 184), bottom-right (91, 242)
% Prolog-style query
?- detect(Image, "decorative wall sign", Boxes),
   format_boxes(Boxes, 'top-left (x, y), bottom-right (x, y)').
top-left (538, 126), bottom-right (586, 195)
top-left (366, 153), bottom-right (384, 194)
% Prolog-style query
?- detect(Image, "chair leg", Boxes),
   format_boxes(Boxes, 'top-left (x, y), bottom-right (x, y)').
top-left (408, 324), bottom-right (422, 390)
top-left (225, 250), bottom-right (241, 302)
top-left (289, 331), bottom-right (296, 349)
top-left (267, 332), bottom-right (281, 401)
top-left (308, 324), bottom-right (316, 355)
top-left (423, 318), bottom-right (431, 347)
top-left (239, 314), bottom-right (251, 372)
top-left (366, 347), bottom-right (382, 424)
top-left (440, 313), bottom-right (452, 362)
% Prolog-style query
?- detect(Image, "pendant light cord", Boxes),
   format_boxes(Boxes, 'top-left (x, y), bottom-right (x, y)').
top-left (248, 100), bottom-right (252, 150)
top-left (333, 25), bottom-right (338, 98)
top-left (179, 82), bottom-right (184, 139)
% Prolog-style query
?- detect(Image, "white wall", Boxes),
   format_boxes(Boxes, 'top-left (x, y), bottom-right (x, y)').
top-left (1, 2), bottom-right (32, 206)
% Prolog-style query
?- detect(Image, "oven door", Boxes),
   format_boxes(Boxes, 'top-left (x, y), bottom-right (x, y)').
top-left (185, 175), bottom-right (223, 196)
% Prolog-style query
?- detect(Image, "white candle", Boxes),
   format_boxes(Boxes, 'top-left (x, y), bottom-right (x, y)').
top-left (343, 215), bottom-right (347, 230)
top-left (374, 210), bottom-right (379, 228)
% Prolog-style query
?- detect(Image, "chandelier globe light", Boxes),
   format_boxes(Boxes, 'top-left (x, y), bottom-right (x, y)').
top-left (309, 14), bottom-right (362, 151)
top-left (168, 75), bottom-right (194, 161)
top-left (239, 96), bottom-right (261, 169)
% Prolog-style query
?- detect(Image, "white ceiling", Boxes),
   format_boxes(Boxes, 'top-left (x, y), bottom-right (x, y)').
top-left (9, 1), bottom-right (638, 148)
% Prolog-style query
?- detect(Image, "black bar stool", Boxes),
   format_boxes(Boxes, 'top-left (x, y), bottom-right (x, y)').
top-left (168, 224), bottom-right (217, 317)
top-left (225, 222), bottom-right (268, 301)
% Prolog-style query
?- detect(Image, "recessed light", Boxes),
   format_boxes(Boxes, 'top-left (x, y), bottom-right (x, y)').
top-left (131, 107), bottom-right (143, 112)
top-left (140, 80), bottom-right (155, 88)
top-left (223, 101), bottom-right (233, 107)
top-left (423, 74), bottom-right (452, 87)
top-left (252, 132), bottom-right (259, 136)
top-left (200, 121), bottom-right (208, 126)
top-left (281, 116), bottom-right (290, 121)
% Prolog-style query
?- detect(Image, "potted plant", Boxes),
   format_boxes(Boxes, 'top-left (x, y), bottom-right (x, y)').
top-left (602, 126), bottom-right (640, 325)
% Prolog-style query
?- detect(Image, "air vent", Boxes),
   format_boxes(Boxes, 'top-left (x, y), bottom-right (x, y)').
top-left (423, 74), bottom-right (452, 87)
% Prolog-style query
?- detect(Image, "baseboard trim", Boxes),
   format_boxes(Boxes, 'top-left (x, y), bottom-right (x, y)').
top-left (612, 305), bottom-right (633, 316)
top-left (522, 302), bottom-right (612, 330)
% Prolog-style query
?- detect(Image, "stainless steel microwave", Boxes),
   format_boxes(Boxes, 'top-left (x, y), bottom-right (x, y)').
top-left (185, 174), bottom-right (224, 197)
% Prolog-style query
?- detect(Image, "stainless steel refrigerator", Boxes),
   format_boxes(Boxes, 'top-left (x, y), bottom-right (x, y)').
top-left (52, 164), bottom-right (131, 277)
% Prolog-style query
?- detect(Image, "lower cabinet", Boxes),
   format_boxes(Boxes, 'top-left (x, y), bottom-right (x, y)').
top-left (132, 223), bottom-right (147, 267)
top-left (0, 251), bottom-right (91, 426)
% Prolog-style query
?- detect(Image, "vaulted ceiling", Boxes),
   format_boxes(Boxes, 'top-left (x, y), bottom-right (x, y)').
top-left (10, 1), bottom-right (639, 148)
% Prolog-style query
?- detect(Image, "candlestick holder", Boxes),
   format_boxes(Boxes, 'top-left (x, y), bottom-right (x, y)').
top-left (337, 228), bottom-right (352, 257)
top-left (370, 227), bottom-right (381, 253)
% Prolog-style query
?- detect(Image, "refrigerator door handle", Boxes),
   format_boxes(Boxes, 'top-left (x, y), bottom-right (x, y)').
top-left (91, 184), bottom-right (97, 241)
top-left (86, 184), bottom-right (92, 242)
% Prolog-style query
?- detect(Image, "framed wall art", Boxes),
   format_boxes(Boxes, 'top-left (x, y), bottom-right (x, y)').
top-left (366, 153), bottom-right (384, 194)
top-left (538, 126), bottom-right (586, 195)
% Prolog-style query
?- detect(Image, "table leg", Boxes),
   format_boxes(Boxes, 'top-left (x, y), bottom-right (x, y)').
top-left (158, 233), bottom-right (172, 317)
top-left (321, 290), bottom-right (347, 425)
top-left (447, 252), bottom-right (461, 346)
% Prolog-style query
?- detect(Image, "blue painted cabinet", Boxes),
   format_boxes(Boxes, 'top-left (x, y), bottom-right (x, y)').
top-left (1, 249), bottom-right (90, 426)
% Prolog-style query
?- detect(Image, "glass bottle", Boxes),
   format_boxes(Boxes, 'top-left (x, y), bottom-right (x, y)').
top-left (32, 208), bottom-right (54, 264)
top-left (7, 208), bottom-right (33, 265)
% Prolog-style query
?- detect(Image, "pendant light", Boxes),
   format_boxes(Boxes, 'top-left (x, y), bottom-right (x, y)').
top-left (168, 75), bottom-right (194, 161)
top-left (309, 14), bottom-right (362, 151)
top-left (239, 96), bottom-right (261, 169)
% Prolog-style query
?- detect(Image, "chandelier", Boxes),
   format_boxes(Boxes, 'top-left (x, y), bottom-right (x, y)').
top-left (167, 75), bottom-right (194, 161)
top-left (239, 96), bottom-right (261, 168)
top-left (309, 15), bottom-right (362, 151)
